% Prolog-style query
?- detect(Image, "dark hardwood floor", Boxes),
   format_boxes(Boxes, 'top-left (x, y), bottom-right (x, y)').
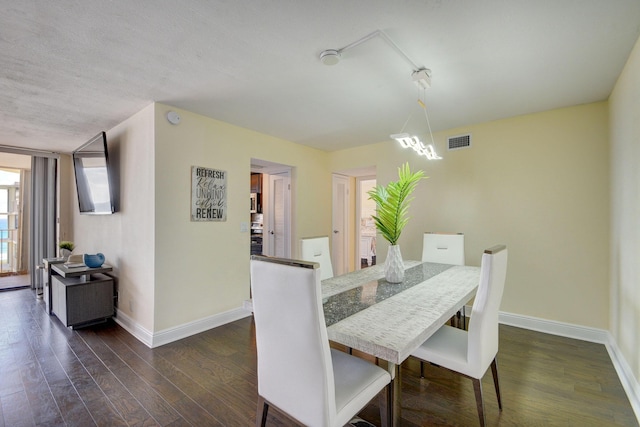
top-left (0, 288), bottom-right (637, 426)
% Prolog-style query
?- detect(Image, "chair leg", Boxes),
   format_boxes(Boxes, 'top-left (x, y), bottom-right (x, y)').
top-left (490, 358), bottom-right (502, 410)
top-left (471, 378), bottom-right (486, 427)
top-left (420, 360), bottom-right (425, 378)
top-left (256, 396), bottom-right (269, 427)
top-left (378, 381), bottom-right (393, 427)
top-left (462, 306), bottom-right (467, 330)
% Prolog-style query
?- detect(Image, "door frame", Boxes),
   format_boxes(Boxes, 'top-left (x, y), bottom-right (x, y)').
top-left (265, 171), bottom-right (291, 258)
top-left (251, 158), bottom-right (293, 259)
top-left (355, 175), bottom-right (377, 270)
top-left (332, 174), bottom-right (349, 276)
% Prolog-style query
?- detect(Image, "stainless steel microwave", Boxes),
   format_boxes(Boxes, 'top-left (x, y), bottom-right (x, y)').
top-left (250, 193), bottom-right (257, 213)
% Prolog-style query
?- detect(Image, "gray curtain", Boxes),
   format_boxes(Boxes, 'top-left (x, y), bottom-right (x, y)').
top-left (29, 156), bottom-right (57, 291)
top-left (17, 169), bottom-right (30, 273)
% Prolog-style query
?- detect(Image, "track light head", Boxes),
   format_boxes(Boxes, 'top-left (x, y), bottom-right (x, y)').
top-left (412, 68), bottom-right (432, 90)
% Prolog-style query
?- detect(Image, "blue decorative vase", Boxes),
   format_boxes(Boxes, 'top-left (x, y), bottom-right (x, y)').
top-left (84, 253), bottom-right (105, 268)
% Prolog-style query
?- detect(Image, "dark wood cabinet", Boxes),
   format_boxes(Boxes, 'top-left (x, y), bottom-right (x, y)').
top-left (250, 173), bottom-right (262, 193)
top-left (50, 263), bottom-right (115, 328)
top-left (52, 273), bottom-right (114, 328)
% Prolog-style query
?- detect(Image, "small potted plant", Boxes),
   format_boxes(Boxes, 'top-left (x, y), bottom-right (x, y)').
top-left (368, 162), bottom-right (426, 283)
top-left (59, 241), bottom-right (75, 260)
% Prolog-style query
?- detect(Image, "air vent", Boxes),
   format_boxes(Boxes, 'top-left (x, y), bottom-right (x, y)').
top-left (448, 134), bottom-right (472, 151)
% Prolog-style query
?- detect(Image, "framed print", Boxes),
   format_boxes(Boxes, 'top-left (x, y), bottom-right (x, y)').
top-left (191, 166), bottom-right (227, 221)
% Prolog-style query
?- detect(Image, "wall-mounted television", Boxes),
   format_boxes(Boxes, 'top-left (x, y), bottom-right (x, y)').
top-left (72, 132), bottom-right (116, 214)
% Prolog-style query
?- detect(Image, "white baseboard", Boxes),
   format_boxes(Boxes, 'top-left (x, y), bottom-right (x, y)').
top-left (606, 333), bottom-right (640, 422)
top-left (498, 310), bottom-right (609, 343)
top-left (113, 309), bottom-right (154, 347)
top-left (114, 306), bottom-right (253, 348)
top-left (497, 309), bottom-right (640, 422)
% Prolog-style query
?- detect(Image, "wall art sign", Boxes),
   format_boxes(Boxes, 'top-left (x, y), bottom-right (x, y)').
top-left (191, 166), bottom-right (227, 221)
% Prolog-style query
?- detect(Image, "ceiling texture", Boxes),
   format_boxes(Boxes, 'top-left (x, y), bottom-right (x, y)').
top-left (2, 0), bottom-right (640, 154)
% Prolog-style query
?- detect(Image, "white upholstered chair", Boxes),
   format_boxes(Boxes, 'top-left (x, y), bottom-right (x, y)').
top-left (422, 232), bottom-right (467, 331)
top-left (411, 245), bottom-right (508, 427)
top-left (300, 236), bottom-right (334, 281)
top-left (250, 255), bottom-right (392, 427)
top-left (421, 232), bottom-right (465, 265)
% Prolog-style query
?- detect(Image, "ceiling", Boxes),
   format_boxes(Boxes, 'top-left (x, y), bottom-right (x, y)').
top-left (2, 1), bottom-right (640, 154)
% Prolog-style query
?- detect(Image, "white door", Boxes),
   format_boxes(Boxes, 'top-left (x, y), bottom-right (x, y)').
top-left (332, 174), bottom-right (349, 275)
top-left (356, 177), bottom-right (377, 270)
top-left (265, 172), bottom-right (291, 258)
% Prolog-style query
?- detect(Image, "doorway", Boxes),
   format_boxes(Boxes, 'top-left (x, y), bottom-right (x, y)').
top-left (0, 153), bottom-right (31, 291)
top-left (332, 174), bottom-right (348, 276)
top-left (357, 177), bottom-right (377, 270)
top-left (250, 159), bottom-right (292, 258)
top-left (331, 166), bottom-right (377, 272)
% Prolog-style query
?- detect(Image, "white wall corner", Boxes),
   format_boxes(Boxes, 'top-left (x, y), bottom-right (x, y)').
top-left (150, 307), bottom-right (253, 348)
top-left (113, 309), bottom-right (154, 348)
top-left (116, 306), bottom-right (253, 348)
top-left (605, 333), bottom-right (640, 422)
top-left (497, 309), bottom-right (640, 422)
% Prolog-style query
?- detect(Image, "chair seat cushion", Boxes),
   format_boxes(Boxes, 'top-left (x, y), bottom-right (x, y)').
top-left (411, 325), bottom-right (477, 378)
top-left (331, 349), bottom-right (391, 427)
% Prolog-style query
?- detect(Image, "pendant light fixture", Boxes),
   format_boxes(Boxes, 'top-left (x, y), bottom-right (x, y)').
top-left (319, 30), bottom-right (440, 159)
top-left (390, 85), bottom-right (441, 160)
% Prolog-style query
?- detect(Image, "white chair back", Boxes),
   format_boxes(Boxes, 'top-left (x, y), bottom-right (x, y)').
top-left (421, 232), bottom-right (465, 265)
top-left (300, 236), bottom-right (334, 280)
top-left (250, 256), bottom-right (336, 425)
top-left (467, 245), bottom-right (508, 376)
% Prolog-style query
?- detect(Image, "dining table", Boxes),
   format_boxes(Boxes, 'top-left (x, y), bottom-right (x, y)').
top-left (321, 260), bottom-right (481, 426)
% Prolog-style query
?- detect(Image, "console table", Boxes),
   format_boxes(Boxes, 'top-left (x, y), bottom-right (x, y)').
top-left (49, 263), bottom-right (115, 328)
top-left (43, 257), bottom-right (65, 314)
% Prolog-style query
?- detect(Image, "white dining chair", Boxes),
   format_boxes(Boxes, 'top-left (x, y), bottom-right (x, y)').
top-left (422, 232), bottom-right (466, 330)
top-left (300, 236), bottom-right (334, 281)
top-left (421, 232), bottom-right (465, 265)
top-left (411, 245), bottom-right (508, 427)
top-left (250, 255), bottom-right (392, 427)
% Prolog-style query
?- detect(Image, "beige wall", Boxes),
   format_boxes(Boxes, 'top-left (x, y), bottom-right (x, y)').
top-left (67, 98), bottom-right (614, 348)
top-left (609, 35), bottom-right (640, 382)
top-left (153, 104), bottom-right (332, 331)
top-left (330, 102), bottom-right (610, 329)
top-left (0, 152), bottom-right (31, 169)
top-left (69, 102), bottom-right (333, 336)
top-left (71, 103), bottom-right (156, 332)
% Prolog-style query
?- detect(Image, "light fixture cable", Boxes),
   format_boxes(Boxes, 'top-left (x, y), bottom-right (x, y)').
top-left (320, 29), bottom-right (439, 159)
top-left (419, 87), bottom-right (436, 147)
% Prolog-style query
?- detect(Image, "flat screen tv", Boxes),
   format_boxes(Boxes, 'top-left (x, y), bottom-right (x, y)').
top-left (72, 132), bottom-right (116, 214)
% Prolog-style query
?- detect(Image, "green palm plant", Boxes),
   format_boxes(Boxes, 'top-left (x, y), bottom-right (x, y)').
top-left (367, 163), bottom-right (426, 245)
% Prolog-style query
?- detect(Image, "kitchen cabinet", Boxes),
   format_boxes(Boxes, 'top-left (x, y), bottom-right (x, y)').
top-left (251, 173), bottom-right (262, 193)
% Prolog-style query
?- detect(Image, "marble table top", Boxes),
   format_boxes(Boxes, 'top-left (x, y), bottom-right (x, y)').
top-left (322, 261), bottom-right (480, 365)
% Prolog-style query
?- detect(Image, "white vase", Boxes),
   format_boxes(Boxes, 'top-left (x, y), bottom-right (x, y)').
top-left (60, 248), bottom-right (72, 261)
top-left (385, 244), bottom-right (404, 283)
